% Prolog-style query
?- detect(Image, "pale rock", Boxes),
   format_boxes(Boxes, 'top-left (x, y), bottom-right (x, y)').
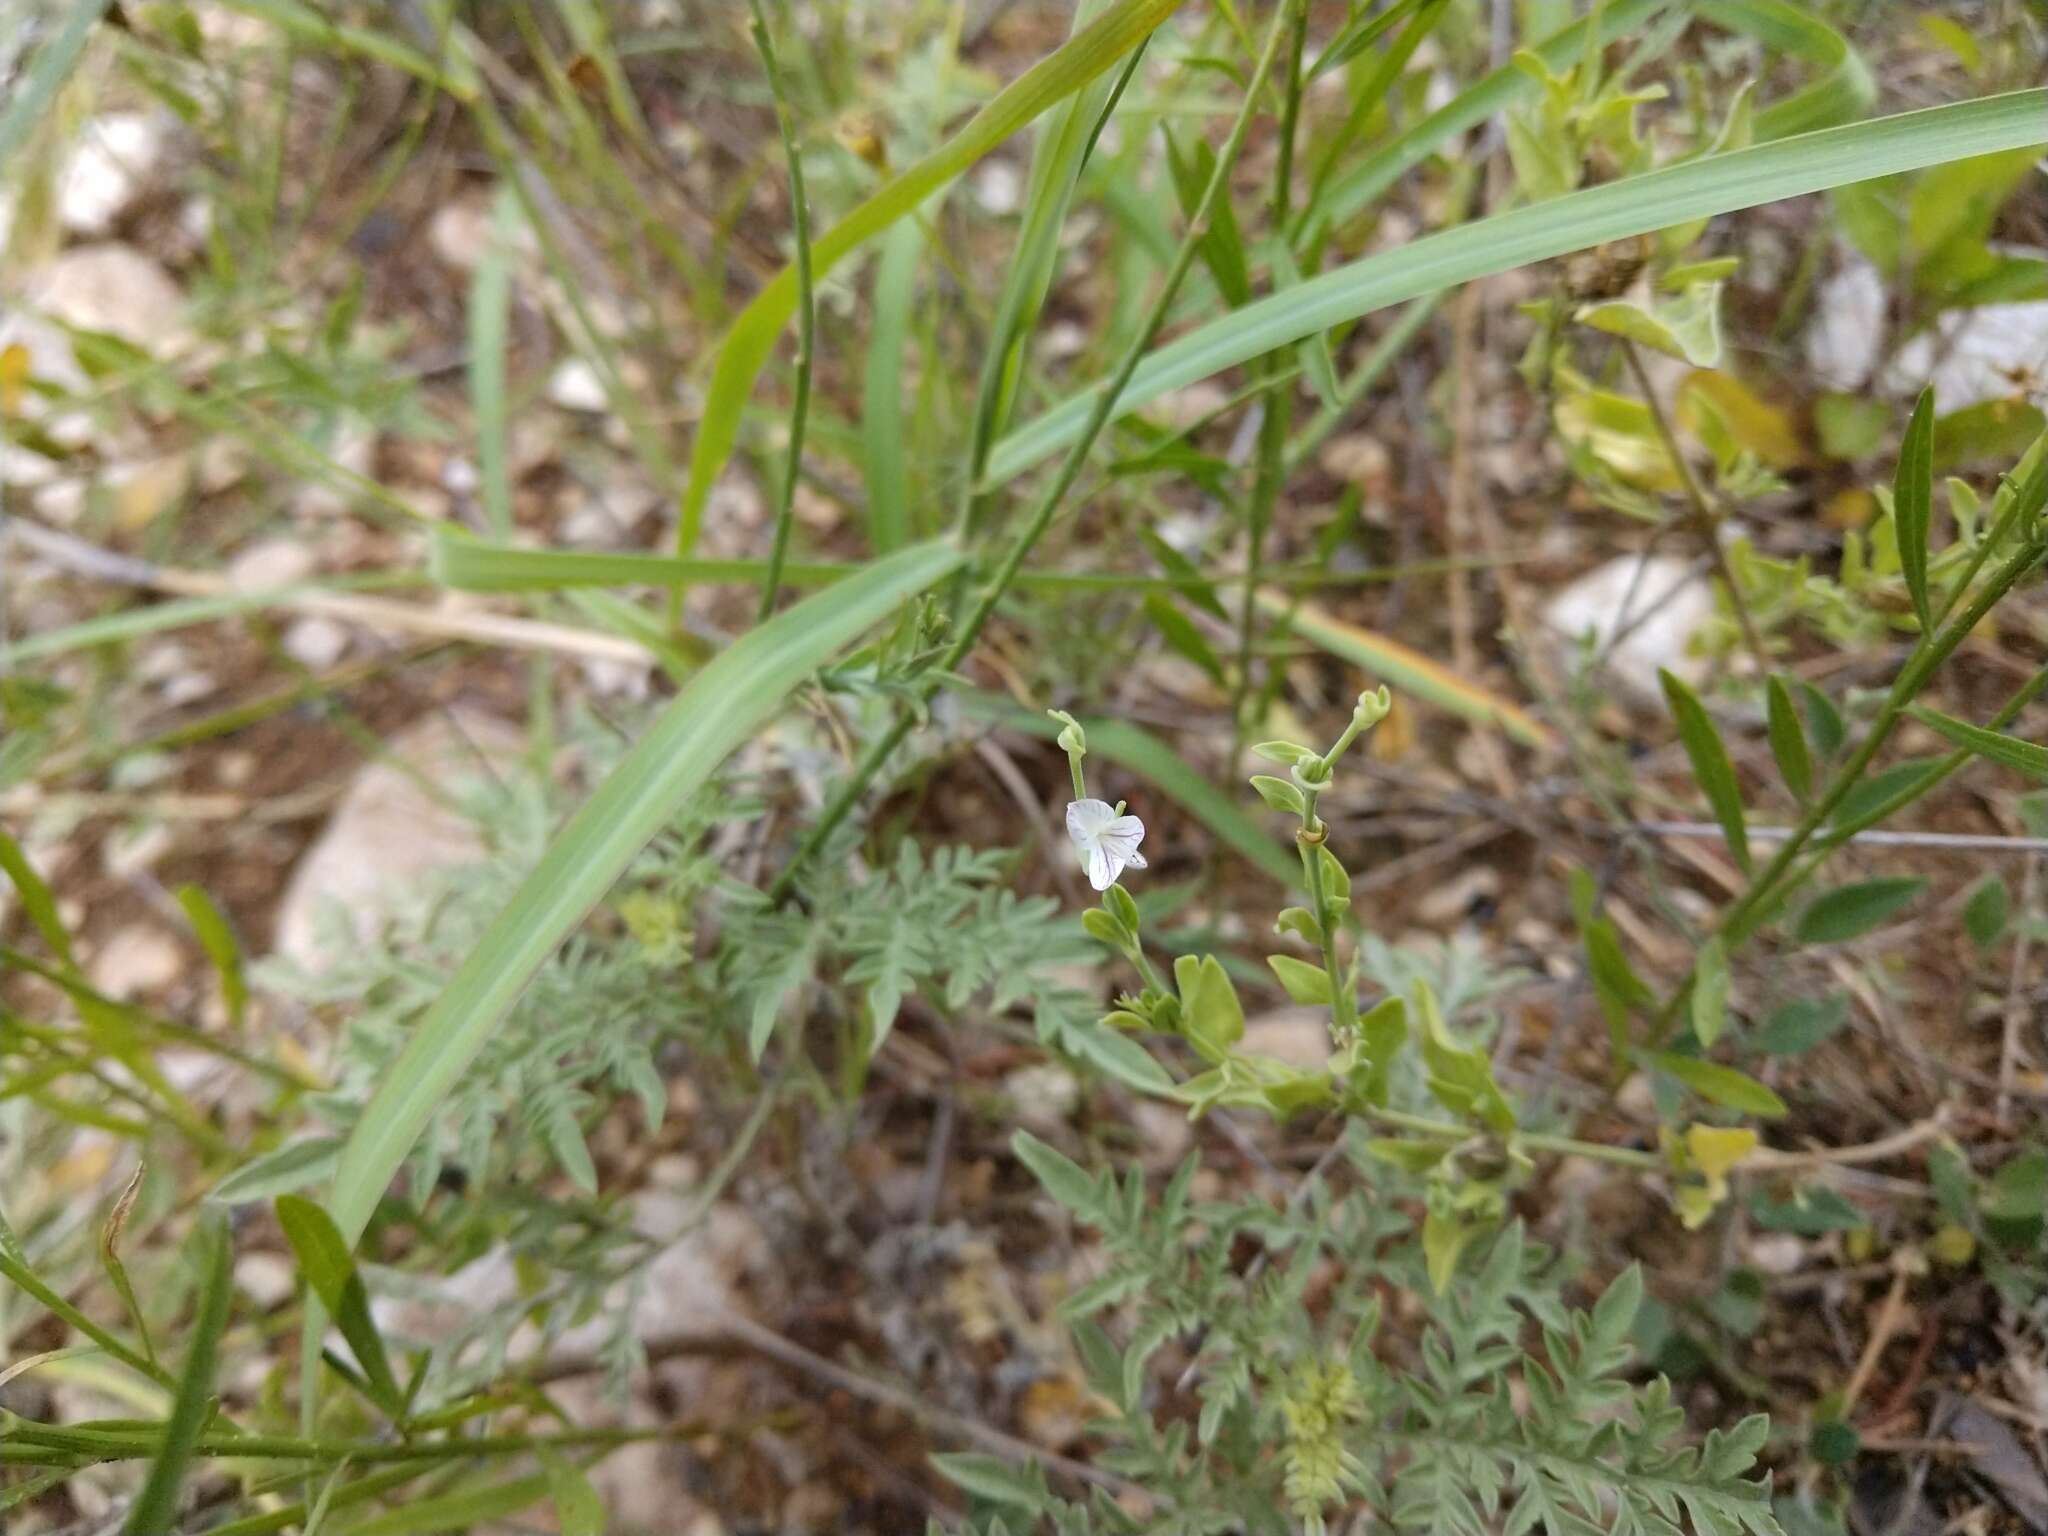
top-left (972, 158), bottom-right (1023, 215)
top-left (1744, 1232), bottom-right (1807, 1277)
top-left (579, 653), bottom-right (654, 700)
top-left (229, 537), bottom-right (316, 592)
top-left (1884, 300), bottom-right (2048, 409)
top-left (1805, 255), bottom-right (1886, 391)
top-left (30, 478), bottom-right (85, 522)
top-left (197, 436), bottom-right (249, 493)
top-left (282, 615), bottom-right (350, 670)
top-left (547, 357), bottom-right (610, 412)
top-left (90, 924), bottom-right (183, 1000)
top-left (372, 1246), bottom-right (521, 1345)
top-left (441, 454), bottom-right (479, 496)
top-left (1542, 553), bottom-right (1713, 701)
top-left (27, 244), bottom-right (188, 351)
top-left (1318, 433), bottom-right (1392, 492)
top-left (235, 1251), bottom-right (298, 1310)
top-left (1040, 319), bottom-right (1087, 359)
top-left (58, 112), bottom-right (172, 235)
top-left (426, 196), bottom-right (493, 272)
top-left (1154, 380), bottom-right (1229, 431)
top-left (1414, 865), bottom-right (1501, 928)
top-left (1129, 1098), bottom-right (1195, 1169)
top-left (1240, 1008), bottom-right (1334, 1070)
top-left (272, 708), bottom-right (526, 969)
top-left (1004, 1062), bottom-right (1082, 1135)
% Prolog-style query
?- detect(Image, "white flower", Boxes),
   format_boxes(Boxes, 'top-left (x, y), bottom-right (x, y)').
top-left (1066, 798), bottom-right (1147, 892)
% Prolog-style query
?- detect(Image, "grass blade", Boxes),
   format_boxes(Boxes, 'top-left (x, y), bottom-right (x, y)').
top-left (122, 1216), bottom-right (231, 1536)
top-left (989, 90), bottom-right (2048, 486)
top-left (1895, 387), bottom-right (1936, 631)
top-left (676, 0), bottom-right (1184, 557)
top-left (1256, 592), bottom-right (1554, 749)
top-left (277, 1195), bottom-right (403, 1417)
top-left (1660, 668), bottom-right (1751, 874)
top-left (325, 539), bottom-right (963, 1243)
top-left (862, 219), bottom-right (923, 553)
top-left (1907, 705), bottom-right (2048, 781)
top-left (0, 0), bottom-right (112, 167)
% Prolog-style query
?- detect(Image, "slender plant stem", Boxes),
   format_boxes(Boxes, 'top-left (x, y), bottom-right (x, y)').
top-left (768, 3), bottom-right (1300, 903)
top-left (748, 0), bottom-right (815, 625)
top-left (1229, 0), bottom-right (1310, 779)
top-left (1618, 337), bottom-right (1770, 676)
top-left (1300, 817), bottom-right (1358, 1039)
top-left (1361, 1107), bottom-right (1660, 1170)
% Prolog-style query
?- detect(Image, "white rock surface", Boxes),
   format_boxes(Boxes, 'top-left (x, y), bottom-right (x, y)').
top-left (89, 924), bottom-right (183, 1000)
top-left (1885, 300), bottom-right (2048, 409)
top-left (1240, 1008), bottom-right (1335, 1070)
top-left (291, 416), bottom-right (378, 520)
top-left (1804, 255), bottom-right (1886, 391)
top-left (58, 112), bottom-right (171, 235)
top-left (272, 708), bottom-right (525, 970)
top-left (229, 537), bottom-right (317, 591)
top-left (27, 244), bottom-right (188, 350)
top-left (547, 357), bottom-right (610, 413)
top-left (282, 615), bottom-right (351, 670)
top-left (1542, 553), bottom-right (1714, 701)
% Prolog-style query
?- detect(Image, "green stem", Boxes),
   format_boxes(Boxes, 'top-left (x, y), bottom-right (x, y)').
top-left (0, 1420), bottom-right (675, 1467)
top-left (1360, 1107), bottom-right (1661, 1170)
top-left (1299, 795), bottom-right (1357, 1039)
top-left (1228, 0), bottom-right (1310, 778)
top-left (748, 0), bottom-right (815, 625)
top-left (768, 3), bottom-right (1300, 903)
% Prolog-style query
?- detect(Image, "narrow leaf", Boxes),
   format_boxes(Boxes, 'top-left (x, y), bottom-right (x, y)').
top-left (1765, 675), bottom-right (1812, 803)
top-left (1909, 705), bottom-right (2048, 781)
top-left (1690, 936), bottom-right (1730, 1050)
top-left (208, 1137), bottom-right (344, 1205)
top-left (1649, 1053), bottom-right (1788, 1118)
top-left (1660, 669), bottom-right (1750, 873)
top-left (1012, 1129), bottom-right (1103, 1223)
top-left (1895, 387), bottom-right (1936, 629)
top-left (277, 1195), bottom-right (404, 1415)
top-left (175, 884), bottom-right (247, 1029)
top-left (861, 219), bottom-right (922, 553)
top-left (1795, 877), bottom-right (1926, 944)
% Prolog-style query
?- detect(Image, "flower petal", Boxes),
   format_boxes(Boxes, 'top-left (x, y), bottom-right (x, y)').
top-left (1086, 844), bottom-right (1116, 891)
top-left (1066, 798), bottom-right (1115, 844)
top-left (1102, 814), bottom-right (1145, 842)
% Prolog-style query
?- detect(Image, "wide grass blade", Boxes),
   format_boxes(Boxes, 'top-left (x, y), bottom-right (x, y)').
top-left (1300, 0), bottom-right (1866, 249)
top-left (676, 0), bottom-right (1185, 558)
top-left (0, 0), bottom-right (112, 167)
top-left (862, 219), bottom-right (923, 553)
top-left (1254, 591), bottom-right (1555, 750)
top-left (324, 539), bottom-right (963, 1242)
top-left (989, 90), bottom-right (2048, 487)
top-left (122, 1216), bottom-right (232, 1536)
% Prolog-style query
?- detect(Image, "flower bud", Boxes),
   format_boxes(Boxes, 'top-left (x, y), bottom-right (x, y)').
top-left (1352, 686), bottom-right (1393, 730)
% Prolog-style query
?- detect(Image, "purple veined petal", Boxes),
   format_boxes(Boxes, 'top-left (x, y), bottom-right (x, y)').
top-left (1086, 844), bottom-right (1116, 891)
top-left (1066, 798), bottom-right (1115, 843)
top-left (1102, 814), bottom-right (1145, 841)
top-left (1122, 847), bottom-right (1148, 870)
